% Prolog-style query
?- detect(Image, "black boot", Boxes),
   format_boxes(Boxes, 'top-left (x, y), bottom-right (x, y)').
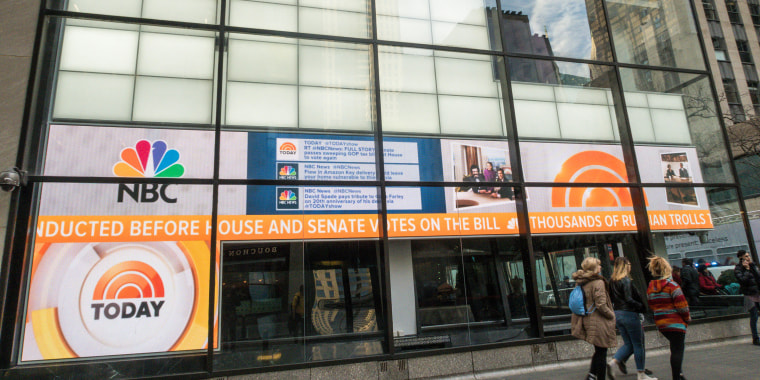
top-left (753, 337), bottom-right (760, 346)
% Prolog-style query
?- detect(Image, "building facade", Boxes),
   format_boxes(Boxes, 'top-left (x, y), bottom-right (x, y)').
top-left (0, 1), bottom-right (756, 379)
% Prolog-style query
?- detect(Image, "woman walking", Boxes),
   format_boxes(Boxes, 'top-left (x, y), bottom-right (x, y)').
top-left (608, 257), bottom-right (656, 380)
top-left (571, 257), bottom-right (616, 380)
top-left (647, 256), bottom-right (691, 380)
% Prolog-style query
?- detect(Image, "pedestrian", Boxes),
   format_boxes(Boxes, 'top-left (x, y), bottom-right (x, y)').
top-left (571, 257), bottom-right (616, 380)
top-left (679, 258), bottom-right (699, 306)
top-left (734, 249), bottom-right (760, 345)
top-left (647, 256), bottom-right (690, 380)
top-left (608, 257), bottom-right (657, 380)
top-left (697, 265), bottom-right (723, 295)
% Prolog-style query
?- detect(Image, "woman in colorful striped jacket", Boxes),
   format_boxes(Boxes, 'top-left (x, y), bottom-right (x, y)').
top-left (647, 256), bottom-right (691, 380)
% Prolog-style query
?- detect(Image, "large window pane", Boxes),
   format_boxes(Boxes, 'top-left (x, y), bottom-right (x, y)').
top-left (605, 0), bottom-right (705, 70)
top-left (497, 0), bottom-right (613, 61)
top-left (379, 47), bottom-right (505, 136)
top-left (43, 125), bottom-right (215, 179)
top-left (23, 182), bottom-right (213, 364)
top-left (651, 187), bottom-right (748, 320)
top-left (621, 69), bottom-right (734, 184)
top-left (397, 237), bottom-right (533, 352)
top-left (214, 185), bottom-right (385, 370)
top-left (228, 0), bottom-right (369, 38)
top-left (61, 0), bottom-right (220, 24)
top-left (510, 59), bottom-right (621, 143)
top-left (52, 20), bottom-right (217, 124)
top-left (532, 234), bottom-right (643, 335)
top-left (377, 0), bottom-right (498, 50)
top-left (224, 36), bottom-right (373, 131)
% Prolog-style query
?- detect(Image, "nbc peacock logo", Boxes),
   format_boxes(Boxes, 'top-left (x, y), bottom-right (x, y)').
top-left (279, 166), bottom-right (297, 176)
top-left (551, 151), bottom-right (645, 208)
top-left (277, 163), bottom-right (298, 180)
top-left (113, 140), bottom-right (184, 178)
top-left (280, 189), bottom-right (297, 201)
top-left (113, 140), bottom-right (184, 203)
top-left (277, 187), bottom-right (299, 209)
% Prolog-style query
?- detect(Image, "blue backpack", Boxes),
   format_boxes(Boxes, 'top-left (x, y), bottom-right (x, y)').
top-left (569, 285), bottom-right (596, 316)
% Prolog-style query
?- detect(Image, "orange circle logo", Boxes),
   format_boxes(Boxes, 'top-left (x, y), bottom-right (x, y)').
top-left (551, 151), bottom-right (645, 208)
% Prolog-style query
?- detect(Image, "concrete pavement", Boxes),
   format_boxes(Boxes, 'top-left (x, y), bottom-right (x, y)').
top-left (444, 336), bottom-right (758, 380)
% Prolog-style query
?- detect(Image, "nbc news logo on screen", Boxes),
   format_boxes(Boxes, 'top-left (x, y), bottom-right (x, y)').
top-left (277, 163), bottom-right (298, 180)
top-left (277, 187), bottom-right (299, 210)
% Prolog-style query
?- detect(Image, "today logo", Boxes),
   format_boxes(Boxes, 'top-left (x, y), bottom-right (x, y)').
top-left (89, 261), bottom-right (166, 320)
top-left (551, 151), bottom-right (647, 208)
top-left (279, 142), bottom-right (298, 156)
top-left (113, 140), bottom-right (184, 204)
top-left (22, 241), bottom-right (204, 361)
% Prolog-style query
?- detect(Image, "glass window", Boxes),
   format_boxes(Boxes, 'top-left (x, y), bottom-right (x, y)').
top-left (214, 185), bottom-right (385, 369)
top-left (53, 19), bottom-right (217, 124)
top-left (378, 46), bottom-right (506, 136)
top-left (376, 0), bottom-right (499, 50)
top-left (225, 35), bottom-right (373, 131)
top-left (399, 237), bottom-right (532, 351)
top-left (220, 130), bottom-right (381, 182)
top-left (620, 69), bottom-right (734, 184)
top-left (59, 0), bottom-right (221, 24)
top-left (651, 187), bottom-right (749, 320)
top-left (510, 59), bottom-right (623, 144)
top-left (42, 125), bottom-right (214, 179)
top-left (497, 0), bottom-right (612, 61)
top-left (532, 234), bottom-right (644, 335)
top-left (22, 182), bottom-right (213, 362)
top-left (605, 0), bottom-right (705, 70)
top-left (525, 187), bottom-right (637, 235)
top-left (228, 0), bottom-right (370, 38)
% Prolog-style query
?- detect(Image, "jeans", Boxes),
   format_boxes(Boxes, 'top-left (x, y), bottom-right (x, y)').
top-left (662, 331), bottom-right (685, 380)
top-left (750, 303), bottom-right (759, 339)
top-left (613, 310), bottom-right (645, 371)
top-left (591, 345), bottom-right (608, 379)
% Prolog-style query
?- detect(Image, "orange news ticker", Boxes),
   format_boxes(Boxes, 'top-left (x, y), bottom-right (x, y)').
top-left (34, 210), bottom-right (714, 243)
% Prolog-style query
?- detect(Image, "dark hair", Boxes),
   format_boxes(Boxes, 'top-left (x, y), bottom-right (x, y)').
top-left (738, 249), bottom-right (748, 258)
top-left (682, 258), bottom-right (693, 266)
top-left (697, 265), bottom-right (708, 274)
top-left (470, 165), bottom-right (479, 171)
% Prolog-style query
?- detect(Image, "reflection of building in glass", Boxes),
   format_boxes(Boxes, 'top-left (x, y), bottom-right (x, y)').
top-left (492, 9), bottom-right (561, 83)
top-left (596, 1), bottom-right (704, 90)
top-left (311, 269), bottom-right (345, 336)
top-left (311, 268), bottom-right (376, 335)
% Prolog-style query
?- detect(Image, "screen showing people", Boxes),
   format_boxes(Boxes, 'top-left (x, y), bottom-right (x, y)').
top-left (453, 144), bottom-right (515, 208)
top-left (661, 152), bottom-right (697, 206)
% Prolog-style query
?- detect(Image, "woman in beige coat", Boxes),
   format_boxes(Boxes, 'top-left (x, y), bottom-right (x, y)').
top-left (571, 257), bottom-right (616, 380)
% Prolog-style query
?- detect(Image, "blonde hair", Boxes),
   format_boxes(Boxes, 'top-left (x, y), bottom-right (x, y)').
top-left (647, 256), bottom-right (672, 279)
top-left (581, 257), bottom-right (601, 273)
top-left (611, 257), bottom-right (631, 282)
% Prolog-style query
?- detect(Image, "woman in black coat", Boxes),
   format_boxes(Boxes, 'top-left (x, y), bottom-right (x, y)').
top-left (735, 250), bottom-right (760, 345)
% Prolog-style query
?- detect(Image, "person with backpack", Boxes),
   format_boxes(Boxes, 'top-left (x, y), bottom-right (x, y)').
top-left (734, 249), bottom-right (760, 345)
top-left (571, 257), bottom-right (616, 380)
top-left (647, 256), bottom-right (691, 380)
top-left (608, 257), bottom-right (657, 380)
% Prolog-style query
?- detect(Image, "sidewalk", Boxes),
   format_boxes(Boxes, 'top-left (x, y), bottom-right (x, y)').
top-left (465, 337), bottom-right (757, 380)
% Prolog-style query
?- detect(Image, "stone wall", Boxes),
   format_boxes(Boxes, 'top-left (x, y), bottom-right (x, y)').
top-left (0, 0), bottom-right (39, 254)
